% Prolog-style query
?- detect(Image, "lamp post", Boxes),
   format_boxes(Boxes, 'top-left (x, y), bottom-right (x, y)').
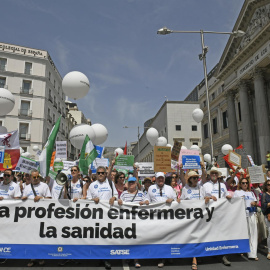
top-left (157, 27), bottom-right (245, 162)
top-left (123, 126), bottom-right (140, 161)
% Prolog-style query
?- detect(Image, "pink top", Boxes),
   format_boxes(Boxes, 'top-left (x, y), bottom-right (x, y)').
top-left (172, 184), bottom-right (181, 199)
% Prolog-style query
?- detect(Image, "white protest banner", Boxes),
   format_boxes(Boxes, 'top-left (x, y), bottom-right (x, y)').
top-left (55, 141), bottom-right (67, 160)
top-left (0, 198), bottom-right (249, 259)
top-left (15, 156), bottom-right (39, 173)
top-left (138, 162), bottom-right (155, 177)
top-left (248, 165), bottom-right (266, 184)
top-left (91, 158), bottom-right (109, 173)
top-left (0, 146), bottom-right (5, 163)
top-left (63, 161), bottom-right (75, 170)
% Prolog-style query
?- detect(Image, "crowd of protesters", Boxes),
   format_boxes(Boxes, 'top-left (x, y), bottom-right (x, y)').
top-left (0, 161), bottom-right (270, 269)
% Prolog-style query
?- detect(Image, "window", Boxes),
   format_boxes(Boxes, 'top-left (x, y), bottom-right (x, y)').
top-left (203, 100), bottom-right (206, 108)
top-left (222, 111), bottom-right (228, 129)
top-left (58, 86), bottom-right (60, 94)
top-left (211, 92), bottom-right (215, 101)
top-left (204, 123), bottom-right (208, 139)
top-left (24, 62), bottom-right (32, 75)
top-left (0, 77), bottom-right (6, 88)
top-left (47, 128), bottom-right (50, 139)
top-left (53, 114), bottom-right (55, 124)
top-left (21, 147), bottom-right (27, 153)
top-left (0, 58), bottom-right (7, 71)
top-left (192, 142), bottom-right (198, 146)
top-left (213, 117), bottom-right (218, 134)
top-left (22, 80), bottom-right (32, 94)
top-left (175, 125), bottom-right (181, 131)
top-left (238, 102), bottom-right (241, 121)
top-left (19, 123), bottom-right (29, 139)
top-left (192, 125), bottom-right (197, 131)
top-left (20, 101), bottom-right (30, 116)
top-left (48, 72), bottom-right (51, 81)
top-left (54, 80), bottom-right (56, 88)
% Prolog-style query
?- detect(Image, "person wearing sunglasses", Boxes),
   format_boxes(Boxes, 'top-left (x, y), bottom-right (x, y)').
top-left (64, 166), bottom-right (84, 202)
top-left (261, 179), bottom-right (270, 260)
top-left (114, 172), bottom-right (127, 198)
top-left (0, 169), bottom-right (21, 200)
top-left (142, 177), bottom-right (152, 195)
top-left (202, 167), bottom-right (232, 266)
top-left (22, 169), bottom-right (51, 202)
top-left (234, 177), bottom-right (258, 261)
top-left (146, 172), bottom-right (180, 268)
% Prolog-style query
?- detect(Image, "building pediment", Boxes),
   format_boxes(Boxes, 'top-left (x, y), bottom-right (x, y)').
top-left (216, 0), bottom-right (270, 78)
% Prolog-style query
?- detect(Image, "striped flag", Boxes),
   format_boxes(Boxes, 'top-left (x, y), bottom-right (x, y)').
top-left (79, 135), bottom-right (98, 175)
top-left (39, 116), bottom-right (61, 177)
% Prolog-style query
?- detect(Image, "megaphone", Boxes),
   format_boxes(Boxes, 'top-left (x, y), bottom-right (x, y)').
top-left (55, 172), bottom-right (68, 186)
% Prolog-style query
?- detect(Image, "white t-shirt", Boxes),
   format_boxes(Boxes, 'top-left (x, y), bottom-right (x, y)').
top-left (23, 182), bottom-right (51, 199)
top-left (0, 181), bottom-right (21, 199)
top-left (48, 178), bottom-right (65, 199)
top-left (120, 190), bottom-right (147, 203)
top-left (147, 184), bottom-right (177, 203)
top-left (202, 181), bottom-right (229, 198)
top-left (234, 190), bottom-right (257, 217)
top-left (89, 179), bottom-right (118, 200)
top-left (66, 180), bottom-right (83, 199)
top-left (181, 184), bottom-right (204, 200)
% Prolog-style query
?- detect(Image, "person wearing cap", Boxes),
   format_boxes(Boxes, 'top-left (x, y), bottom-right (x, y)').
top-left (147, 172), bottom-right (180, 268)
top-left (202, 167), bottom-right (232, 266)
top-left (0, 169), bottom-right (21, 200)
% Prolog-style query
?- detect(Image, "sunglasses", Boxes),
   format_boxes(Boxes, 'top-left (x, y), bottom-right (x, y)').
top-left (32, 176), bottom-right (39, 179)
top-left (191, 177), bottom-right (199, 180)
top-left (267, 184), bottom-right (270, 186)
top-left (119, 176), bottom-right (125, 179)
top-left (241, 182), bottom-right (248, 185)
top-left (97, 172), bottom-right (105, 175)
top-left (4, 174), bottom-right (11, 177)
top-left (71, 169), bottom-right (78, 172)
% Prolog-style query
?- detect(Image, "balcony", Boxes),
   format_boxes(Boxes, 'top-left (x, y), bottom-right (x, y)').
top-left (24, 69), bottom-right (32, 75)
top-left (48, 115), bottom-right (52, 123)
top-left (48, 95), bottom-right (53, 103)
top-left (19, 133), bottom-right (31, 141)
top-left (53, 101), bottom-right (57, 109)
top-left (18, 109), bottom-right (32, 118)
top-left (0, 65), bottom-right (6, 71)
top-left (20, 87), bottom-right (33, 96)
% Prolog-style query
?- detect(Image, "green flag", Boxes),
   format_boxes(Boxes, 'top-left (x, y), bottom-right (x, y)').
top-left (79, 135), bottom-right (98, 175)
top-left (39, 116), bottom-right (61, 177)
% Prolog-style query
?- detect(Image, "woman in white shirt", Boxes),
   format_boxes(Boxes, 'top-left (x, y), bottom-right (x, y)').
top-left (234, 177), bottom-right (258, 261)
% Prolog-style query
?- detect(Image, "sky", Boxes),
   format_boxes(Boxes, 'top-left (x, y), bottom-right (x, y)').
top-left (1, 0), bottom-right (245, 147)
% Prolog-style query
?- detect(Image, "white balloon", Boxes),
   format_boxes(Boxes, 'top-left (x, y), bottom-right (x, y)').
top-left (181, 146), bottom-right (187, 150)
top-left (192, 108), bottom-right (204, 123)
top-left (221, 144), bottom-right (233, 155)
top-left (114, 148), bottom-right (124, 155)
top-left (0, 88), bottom-right (15, 116)
top-left (146, 128), bottom-right (158, 144)
top-left (204, 154), bottom-right (212, 163)
top-left (69, 124), bottom-right (96, 149)
top-left (155, 137), bottom-right (167, 146)
top-left (23, 152), bottom-right (31, 158)
top-left (0, 126), bottom-right (7, 134)
top-left (166, 144), bottom-right (173, 149)
top-left (62, 71), bottom-right (90, 100)
top-left (91, 124), bottom-right (108, 145)
top-left (190, 144), bottom-right (200, 151)
top-left (32, 145), bottom-right (39, 152)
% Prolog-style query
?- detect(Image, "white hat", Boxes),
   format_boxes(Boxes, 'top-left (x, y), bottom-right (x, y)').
top-left (155, 172), bottom-right (165, 178)
top-left (208, 167), bottom-right (222, 176)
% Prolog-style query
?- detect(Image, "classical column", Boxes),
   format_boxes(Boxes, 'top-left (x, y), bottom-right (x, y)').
top-left (226, 90), bottom-right (239, 148)
top-left (238, 81), bottom-right (254, 157)
top-left (253, 69), bottom-right (270, 164)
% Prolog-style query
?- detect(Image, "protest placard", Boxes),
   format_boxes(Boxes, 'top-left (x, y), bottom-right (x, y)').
top-left (154, 146), bottom-right (171, 172)
top-left (114, 155), bottom-right (134, 170)
top-left (95, 146), bottom-right (104, 158)
top-left (179, 149), bottom-right (200, 164)
top-left (182, 155), bottom-right (201, 169)
top-left (91, 158), bottom-right (109, 173)
top-left (217, 168), bottom-right (229, 177)
top-left (15, 156), bottom-right (40, 173)
top-left (55, 141), bottom-right (67, 159)
top-left (63, 161), bottom-right (75, 170)
top-left (53, 161), bottom-right (64, 172)
top-left (228, 150), bottom-right (241, 167)
top-left (171, 141), bottom-right (181, 161)
top-left (138, 162), bottom-right (155, 177)
top-left (234, 147), bottom-right (248, 169)
top-left (247, 165), bottom-right (266, 183)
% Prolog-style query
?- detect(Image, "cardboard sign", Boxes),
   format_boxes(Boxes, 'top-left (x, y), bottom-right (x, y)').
top-left (138, 162), bottom-right (155, 177)
top-left (234, 147), bottom-right (248, 169)
top-left (15, 156), bottom-right (40, 173)
top-left (114, 155), bottom-right (134, 171)
top-left (171, 141), bottom-right (182, 161)
top-left (182, 155), bottom-right (201, 169)
top-left (247, 165), bottom-right (266, 184)
top-left (179, 149), bottom-right (200, 164)
top-left (0, 146), bottom-right (5, 164)
top-left (154, 146), bottom-right (171, 172)
top-left (55, 141), bottom-right (67, 160)
top-left (228, 150), bottom-right (241, 167)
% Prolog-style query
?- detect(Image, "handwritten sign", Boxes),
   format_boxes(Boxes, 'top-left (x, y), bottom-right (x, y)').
top-left (154, 146), bottom-right (171, 172)
top-left (247, 165), bottom-right (266, 184)
top-left (228, 150), bottom-right (241, 167)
